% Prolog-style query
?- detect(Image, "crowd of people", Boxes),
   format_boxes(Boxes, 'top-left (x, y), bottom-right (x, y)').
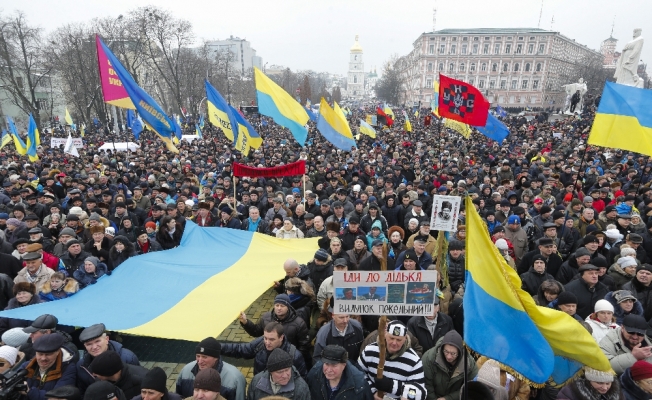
top-left (0, 98), bottom-right (652, 400)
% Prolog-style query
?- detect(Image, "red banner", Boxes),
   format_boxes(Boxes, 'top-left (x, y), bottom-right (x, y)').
top-left (438, 74), bottom-right (489, 127)
top-left (232, 160), bottom-right (306, 178)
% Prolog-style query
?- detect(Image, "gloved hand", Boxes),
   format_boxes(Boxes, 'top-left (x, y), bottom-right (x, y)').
top-left (374, 376), bottom-right (394, 393)
top-left (90, 279), bottom-right (97, 285)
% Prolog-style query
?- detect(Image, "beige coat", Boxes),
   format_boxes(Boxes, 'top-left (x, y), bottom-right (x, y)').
top-left (14, 265), bottom-right (55, 293)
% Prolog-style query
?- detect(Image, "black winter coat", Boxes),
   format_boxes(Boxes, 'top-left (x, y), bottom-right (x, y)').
top-left (448, 255), bottom-right (465, 294)
top-left (406, 313), bottom-right (454, 353)
top-left (113, 363), bottom-right (148, 399)
top-left (358, 254), bottom-right (395, 271)
top-left (520, 268), bottom-right (555, 297)
top-left (556, 254), bottom-right (582, 285)
top-left (623, 278), bottom-right (652, 321)
top-left (221, 336), bottom-right (307, 378)
top-left (308, 260), bottom-right (333, 294)
top-left (563, 278), bottom-right (609, 320)
top-left (241, 306), bottom-right (310, 356)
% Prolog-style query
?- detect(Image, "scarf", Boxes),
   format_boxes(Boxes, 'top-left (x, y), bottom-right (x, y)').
top-left (247, 217), bottom-right (260, 232)
top-left (424, 315), bottom-right (438, 336)
top-left (26, 266), bottom-right (42, 284)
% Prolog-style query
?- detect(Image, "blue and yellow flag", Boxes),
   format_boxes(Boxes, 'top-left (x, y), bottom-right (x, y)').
top-left (588, 81), bottom-right (652, 156)
top-left (172, 114), bottom-right (183, 140)
top-left (7, 117), bottom-right (26, 155)
top-left (402, 110), bottom-right (412, 132)
top-left (198, 115), bottom-right (205, 130)
top-left (432, 80), bottom-right (440, 117)
top-left (26, 114), bottom-right (39, 161)
top-left (254, 67), bottom-right (309, 146)
top-left (126, 109), bottom-right (143, 139)
top-left (464, 197), bottom-right (611, 386)
top-left (80, 123), bottom-right (85, 137)
top-left (0, 130), bottom-right (10, 149)
top-left (96, 35), bottom-right (178, 152)
top-left (205, 80), bottom-right (239, 145)
top-left (316, 98), bottom-right (356, 151)
top-left (359, 119), bottom-right (377, 138)
top-left (195, 123), bottom-right (202, 139)
top-left (383, 104), bottom-right (395, 119)
top-left (445, 118), bottom-right (472, 139)
top-left (230, 105), bottom-right (263, 155)
top-left (64, 108), bottom-right (73, 126)
top-left (0, 222), bottom-right (318, 341)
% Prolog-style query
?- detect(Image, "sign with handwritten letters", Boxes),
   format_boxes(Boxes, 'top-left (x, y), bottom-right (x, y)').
top-left (333, 270), bottom-right (438, 316)
top-left (51, 138), bottom-right (83, 148)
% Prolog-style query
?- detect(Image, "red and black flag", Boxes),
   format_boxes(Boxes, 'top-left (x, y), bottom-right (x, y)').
top-left (376, 107), bottom-right (394, 127)
top-left (438, 74), bottom-right (489, 127)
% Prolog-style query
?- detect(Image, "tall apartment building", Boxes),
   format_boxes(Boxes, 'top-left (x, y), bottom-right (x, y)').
top-left (205, 36), bottom-right (263, 75)
top-left (401, 28), bottom-right (603, 110)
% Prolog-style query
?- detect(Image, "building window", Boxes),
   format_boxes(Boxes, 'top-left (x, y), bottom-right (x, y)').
top-left (439, 63), bottom-right (444, 71)
top-left (470, 63), bottom-right (476, 72)
top-left (354, 76), bottom-right (357, 83)
top-left (450, 44), bottom-right (456, 54)
top-left (536, 63), bottom-right (542, 72)
top-left (452, 37), bottom-right (457, 41)
top-left (449, 63), bottom-right (454, 72)
top-left (483, 44), bottom-right (489, 54)
top-left (511, 80), bottom-right (518, 89)
top-left (490, 79), bottom-right (496, 88)
top-left (528, 44), bottom-right (534, 54)
top-left (525, 63), bottom-right (531, 72)
top-left (469, 78), bottom-right (475, 86)
top-left (514, 63), bottom-right (519, 72)
top-left (505, 44), bottom-right (511, 54)
top-left (500, 80), bottom-right (507, 89)
top-left (538, 44), bottom-right (545, 53)
top-left (474, 37), bottom-right (479, 41)
top-left (472, 44), bottom-right (479, 54)
top-left (481, 63), bottom-right (487, 71)
top-left (492, 63), bottom-right (498, 72)
top-left (521, 80), bottom-right (528, 89)
top-left (503, 63), bottom-right (509, 72)
top-left (462, 37), bottom-right (468, 41)
top-left (428, 44), bottom-right (434, 54)
top-left (439, 44), bottom-right (445, 54)
top-left (479, 80), bottom-right (485, 88)
top-left (426, 79), bottom-right (432, 88)
top-left (530, 36), bottom-right (536, 40)
top-left (459, 63), bottom-right (465, 72)
top-left (494, 44), bottom-right (501, 54)
top-left (518, 36), bottom-right (524, 40)
top-left (461, 44), bottom-right (467, 54)
top-left (441, 37), bottom-right (446, 41)
top-left (533, 80), bottom-right (539, 89)
top-left (428, 62), bottom-right (433, 72)
top-left (516, 44), bottom-right (522, 54)
top-left (485, 37), bottom-right (490, 40)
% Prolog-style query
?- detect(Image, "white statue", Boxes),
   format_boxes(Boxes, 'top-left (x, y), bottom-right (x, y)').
top-left (562, 78), bottom-right (588, 114)
top-left (614, 29), bottom-right (645, 87)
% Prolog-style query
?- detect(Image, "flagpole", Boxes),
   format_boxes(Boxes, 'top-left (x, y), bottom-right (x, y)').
top-left (302, 174), bottom-right (306, 205)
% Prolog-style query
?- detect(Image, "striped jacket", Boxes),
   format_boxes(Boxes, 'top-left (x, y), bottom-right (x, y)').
top-left (358, 341), bottom-right (426, 400)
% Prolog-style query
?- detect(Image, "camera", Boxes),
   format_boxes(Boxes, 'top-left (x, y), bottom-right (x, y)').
top-left (0, 368), bottom-right (28, 400)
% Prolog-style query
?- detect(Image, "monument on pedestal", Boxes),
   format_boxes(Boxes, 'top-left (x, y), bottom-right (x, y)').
top-left (614, 29), bottom-right (645, 88)
top-left (562, 78), bottom-right (588, 114)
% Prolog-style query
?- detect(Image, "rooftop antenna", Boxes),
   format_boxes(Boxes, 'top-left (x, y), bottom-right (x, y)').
top-left (610, 15), bottom-right (615, 38)
top-left (538, 0), bottom-right (544, 28)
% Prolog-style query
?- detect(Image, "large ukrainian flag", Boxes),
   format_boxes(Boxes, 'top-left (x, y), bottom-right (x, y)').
top-left (317, 98), bottom-right (357, 151)
top-left (464, 197), bottom-right (611, 386)
top-left (205, 80), bottom-right (239, 144)
top-left (589, 81), bottom-right (652, 156)
top-left (0, 222), bottom-right (319, 341)
top-left (254, 67), bottom-right (309, 146)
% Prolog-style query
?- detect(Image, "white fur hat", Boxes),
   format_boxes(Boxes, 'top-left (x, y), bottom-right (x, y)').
top-left (594, 299), bottom-right (615, 314)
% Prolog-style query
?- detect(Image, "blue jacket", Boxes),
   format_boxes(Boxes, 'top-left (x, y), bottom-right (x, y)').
top-left (395, 249), bottom-right (433, 270)
top-left (23, 348), bottom-right (77, 400)
top-left (73, 261), bottom-right (109, 289)
top-left (76, 340), bottom-right (140, 393)
top-left (221, 336), bottom-right (307, 377)
top-left (176, 358), bottom-right (246, 400)
top-left (306, 360), bottom-right (373, 400)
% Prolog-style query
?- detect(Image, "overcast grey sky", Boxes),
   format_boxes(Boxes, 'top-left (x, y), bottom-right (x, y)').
top-left (5, 0), bottom-right (652, 76)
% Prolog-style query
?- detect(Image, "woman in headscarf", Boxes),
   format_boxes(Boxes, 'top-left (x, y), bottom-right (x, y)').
top-left (108, 235), bottom-right (136, 270)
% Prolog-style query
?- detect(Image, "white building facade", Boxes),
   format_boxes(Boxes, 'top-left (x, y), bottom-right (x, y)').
top-left (206, 36), bottom-right (263, 75)
top-left (347, 36), bottom-right (365, 100)
top-left (401, 28), bottom-right (603, 110)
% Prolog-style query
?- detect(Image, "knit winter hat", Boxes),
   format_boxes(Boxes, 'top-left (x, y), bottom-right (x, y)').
top-left (476, 359), bottom-right (503, 390)
top-left (145, 221), bottom-right (157, 229)
top-left (441, 330), bottom-right (464, 353)
top-left (59, 227), bottom-right (77, 237)
top-left (1, 327), bottom-right (30, 347)
top-left (274, 294), bottom-right (292, 308)
top-left (6, 218), bottom-right (21, 227)
top-left (631, 360), bottom-right (652, 381)
top-left (584, 367), bottom-right (615, 383)
top-left (267, 348), bottom-right (293, 372)
top-left (195, 337), bottom-right (221, 358)
top-left (89, 350), bottom-right (123, 376)
top-left (89, 213), bottom-right (101, 222)
top-left (556, 291), bottom-right (577, 306)
top-left (84, 257), bottom-right (100, 267)
top-left (0, 346), bottom-right (18, 366)
top-left (141, 367), bottom-right (168, 394)
top-left (314, 249), bottom-right (329, 262)
top-left (193, 368), bottom-right (221, 392)
top-left (594, 299), bottom-right (614, 314)
top-left (617, 256), bottom-right (637, 269)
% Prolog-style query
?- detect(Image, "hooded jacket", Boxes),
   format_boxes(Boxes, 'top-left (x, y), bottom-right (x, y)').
top-left (73, 260), bottom-right (109, 289)
top-left (604, 290), bottom-right (645, 325)
top-left (39, 278), bottom-right (79, 302)
top-left (422, 331), bottom-right (478, 400)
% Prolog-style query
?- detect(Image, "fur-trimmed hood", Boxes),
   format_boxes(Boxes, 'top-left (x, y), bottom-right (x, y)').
top-left (83, 215), bottom-right (110, 229)
top-left (39, 278), bottom-right (79, 295)
top-left (558, 376), bottom-right (624, 400)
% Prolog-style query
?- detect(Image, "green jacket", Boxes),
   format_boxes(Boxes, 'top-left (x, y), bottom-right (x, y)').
top-left (422, 337), bottom-right (478, 400)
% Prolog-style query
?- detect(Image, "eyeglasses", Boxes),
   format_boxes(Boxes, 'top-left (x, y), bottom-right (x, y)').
top-left (626, 330), bottom-right (645, 337)
top-left (443, 350), bottom-right (458, 357)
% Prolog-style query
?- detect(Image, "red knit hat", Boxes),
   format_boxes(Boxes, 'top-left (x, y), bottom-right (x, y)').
top-left (631, 360), bottom-right (652, 381)
top-left (564, 193), bottom-right (573, 202)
